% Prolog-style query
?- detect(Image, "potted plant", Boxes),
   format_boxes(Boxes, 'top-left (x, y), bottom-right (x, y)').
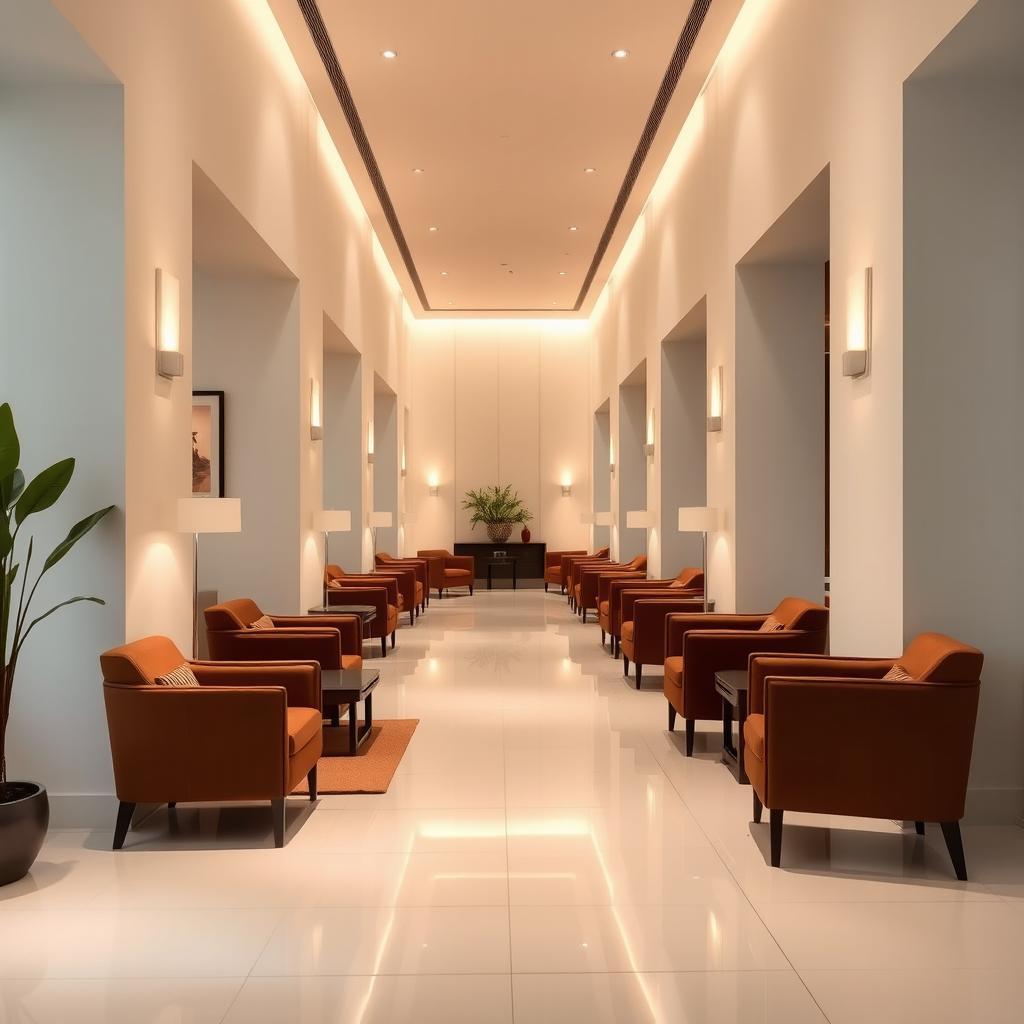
top-left (1, 402), bottom-right (114, 886)
top-left (462, 484), bottom-right (532, 544)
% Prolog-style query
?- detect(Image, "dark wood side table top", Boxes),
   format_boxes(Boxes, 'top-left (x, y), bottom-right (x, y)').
top-left (306, 604), bottom-right (377, 624)
top-left (321, 668), bottom-right (381, 702)
top-left (714, 669), bottom-right (749, 701)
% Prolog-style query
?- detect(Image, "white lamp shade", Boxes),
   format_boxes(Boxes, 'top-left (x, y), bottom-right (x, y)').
top-left (316, 509), bottom-right (351, 532)
top-left (579, 512), bottom-right (596, 525)
top-left (677, 506), bottom-right (719, 533)
top-left (368, 511), bottom-right (393, 528)
top-left (177, 497), bottom-right (241, 534)
top-left (594, 512), bottom-right (614, 527)
top-left (626, 510), bottom-right (653, 529)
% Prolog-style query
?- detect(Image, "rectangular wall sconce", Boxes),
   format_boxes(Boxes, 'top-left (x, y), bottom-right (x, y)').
top-left (400, 447), bottom-right (407, 477)
top-left (626, 510), bottom-right (653, 529)
top-left (428, 471), bottom-right (439, 496)
top-left (560, 472), bottom-right (573, 497)
top-left (707, 365), bottom-right (723, 432)
top-left (309, 378), bottom-right (323, 440)
top-left (842, 266), bottom-right (872, 379)
top-left (644, 408), bottom-right (655, 457)
top-left (366, 421), bottom-right (375, 464)
top-left (609, 438), bottom-right (616, 476)
top-left (155, 269), bottom-right (183, 379)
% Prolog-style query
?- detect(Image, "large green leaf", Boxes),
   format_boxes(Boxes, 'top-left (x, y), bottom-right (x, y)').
top-left (15, 458), bottom-right (75, 525)
top-left (18, 595), bottom-right (105, 649)
top-left (43, 505), bottom-right (116, 572)
top-left (0, 404), bottom-right (18, 481)
top-left (0, 514), bottom-right (11, 560)
top-left (1, 469), bottom-right (25, 512)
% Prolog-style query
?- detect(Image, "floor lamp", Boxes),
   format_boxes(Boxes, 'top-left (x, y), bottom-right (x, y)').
top-left (315, 509), bottom-right (351, 606)
top-left (677, 506), bottom-right (719, 613)
top-left (368, 511), bottom-right (393, 560)
top-left (177, 497), bottom-right (242, 658)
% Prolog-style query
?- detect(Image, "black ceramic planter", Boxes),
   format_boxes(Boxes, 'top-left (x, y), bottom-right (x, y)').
top-left (0, 782), bottom-right (49, 886)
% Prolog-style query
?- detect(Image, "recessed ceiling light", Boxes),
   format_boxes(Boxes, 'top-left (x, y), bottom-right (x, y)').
top-left (584, 167), bottom-right (597, 174)
top-left (428, 226), bottom-right (438, 232)
top-left (381, 49), bottom-right (398, 59)
top-left (440, 271), bottom-right (448, 276)
top-left (611, 48), bottom-right (630, 59)
top-left (448, 300), bottom-right (455, 305)
top-left (412, 167), bottom-right (424, 174)
top-left (569, 226), bottom-right (578, 232)
top-left (559, 271), bottom-right (567, 276)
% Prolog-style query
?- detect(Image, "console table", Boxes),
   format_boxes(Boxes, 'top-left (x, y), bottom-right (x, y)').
top-left (454, 541), bottom-right (546, 581)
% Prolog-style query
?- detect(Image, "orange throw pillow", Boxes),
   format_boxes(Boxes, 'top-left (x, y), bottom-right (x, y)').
top-left (155, 663), bottom-right (200, 688)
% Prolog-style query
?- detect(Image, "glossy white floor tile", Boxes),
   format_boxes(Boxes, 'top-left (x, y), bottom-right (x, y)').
top-left (5, 588), bottom-right (1024, 1023)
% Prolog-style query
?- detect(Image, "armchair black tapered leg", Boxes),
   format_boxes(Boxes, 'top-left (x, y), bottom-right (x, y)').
top-left (545, 583), bottom-right (549, 592)
top-left (685, 718), bottom-right (695, 756)
top-left (770, 809), bottom-right (784, 867)
top-left (668, 704), bottom-right (676, 731)
top-left (623, 656), bottom-right (630, 677)
top-left (391, 631), bottom-right (396, 650)
top-left (601, 629), bottom-right (606, 646)
top-left (941, 821), bottom-right (968, 881)
top-left (112, 801), bottom-right (135, 851)
top-left (409, 610), bottom-right (414, 627)
top-left (381, 636), bottom-right (387, 657)
top-left (915, 821), bottom-right (925, 836)
top-left (581, 609), bottom-right (587, 623)
top-left (635, 664), bottom-right (643, 689)
top-left (753, 791), bottom-right (763, 824)
top-left (272, 798), bottom-right (286, 848)
top-left (308, 765), bottom-right (318, 801)
top-left (167, 801), bottom-right (176, 809)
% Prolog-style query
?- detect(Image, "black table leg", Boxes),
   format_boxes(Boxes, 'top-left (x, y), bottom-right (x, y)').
top-left (736, 692), bottom-right (748, 785)
top-left (348, 700), bottom-right (357, 755)
top-left (365, 692), bottom-right (373, 733)
top-left (513, 564), bottom-right (517, 590)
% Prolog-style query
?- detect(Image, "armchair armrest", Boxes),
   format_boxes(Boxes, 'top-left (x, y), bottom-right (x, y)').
top-left (579, 567), bottom-right (631, 607)
top-left (665, 614), bottom-right (766, 658)
top-left (683, 628), bottom-right (827, 695)
top-left (204, 629), bottom-right (345, 673)
top-left (761, 675), bottom-right (979, 819)
top-left (271, 615), bottom-right (362, 656)
top-left (103, 683), bottom-right (288, 802)
top-left (748, 654), bottom-right (892, 714)
top-left (326, 584), bottom-right (388, 621)
top-left (190, 658), bottom-right (321, 709)
top-left (621, 591), bottom-right (703, 626)
top-left (332, 575), bottom-right (399, 605)
top-left (598, 571), bottom-right (646, 605)
top-left (448, 555), bottom-right (475, 573)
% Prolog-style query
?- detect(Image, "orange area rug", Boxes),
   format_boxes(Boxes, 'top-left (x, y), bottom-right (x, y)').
top-left (293, 719), bottom-right (419, 794)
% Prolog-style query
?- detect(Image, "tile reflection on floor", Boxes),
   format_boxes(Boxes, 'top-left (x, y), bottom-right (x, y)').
top-left (1, 588), bottom-right (1023, 1022)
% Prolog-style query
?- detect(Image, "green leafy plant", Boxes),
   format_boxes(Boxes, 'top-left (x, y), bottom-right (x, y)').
top-left (0, 402), bottom-right (115, 800)
top-left (461, 484), bottom-right (532, 529)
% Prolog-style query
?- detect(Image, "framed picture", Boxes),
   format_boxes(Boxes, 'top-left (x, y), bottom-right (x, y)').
top-left (191, 390), bottom-right (224, 497)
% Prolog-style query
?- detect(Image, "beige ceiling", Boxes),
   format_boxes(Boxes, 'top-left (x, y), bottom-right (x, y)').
top-left (269, 0), bottom-right (743, 316)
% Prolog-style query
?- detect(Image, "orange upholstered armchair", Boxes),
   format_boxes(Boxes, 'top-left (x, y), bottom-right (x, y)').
top-left (545, 550), bottom-right (586, 592)
top-left (619, 572), bottom-right (707, 686)
top-left (745, 633), bottom-right (983, 879)
top-left (364, 562), bottom-right (419, 625)
top-left (100, 635), bottom-right (321, 849)
top-left (324, 566), bottom-right (400, 655)
top-left (417, 549), bottom-right (475, 598)
top-left (563, 549), bottom-right (610, 609)
top-left (601, 568), bottom-right (703, 656)
top-left (575, 555), bottom-right (647, 621)
top-left (204, 597), bottom-right (363, 669)
top-left (664, 597), bottom-right (829, 755)
top-left (376, 552), bottom-right (428, 612)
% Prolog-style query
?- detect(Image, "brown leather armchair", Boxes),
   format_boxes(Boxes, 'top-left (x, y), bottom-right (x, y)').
top-left (100, 635), bottom-right (321, 849)
top-left (745, 633), bottom-right (983, 879)
top-left (601, 568), bottom-right (703, 655)
top-left (324, 566), bottom-right (400, 655)
top-left (620, 581), bottom-right (707, 688)
top-left (545, 550), bottom-right (586, 592)
top-left (417, 549), bottom-right (475, 598)
top-left (575, 556), bottom-right (647, 621)
top-left (664, 597), bottom-right (829, 755)
top-left (366, 562), bottom-right (418, 625)
top-left (563, 549), bottom-right (610, 609)
top-left (204, 597), bottom-right (363, 668)
top-left (376, 552), bottom-right (428, 612)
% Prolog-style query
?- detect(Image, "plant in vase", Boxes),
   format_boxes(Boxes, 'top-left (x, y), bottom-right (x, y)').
top-left (0, 402), bottom-right (115, 886)
top-left (462, 484), bottom-right (532, 544)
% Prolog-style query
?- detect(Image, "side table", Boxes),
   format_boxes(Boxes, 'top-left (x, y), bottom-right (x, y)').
top-left (714, 668), bottom-right (749, 785)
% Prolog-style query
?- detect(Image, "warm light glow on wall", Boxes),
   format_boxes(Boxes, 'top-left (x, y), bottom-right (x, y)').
top-left (561, 471), bottom-right (573, 496)
top-left (609, 437), bottom-right (616, 476)
top-left (155, 269), bottom-right (183, 379)
top-left (707, 365), bottom-right (723, 432)
top-left (428, 471), bottom-right (439, 496)
top-left (843, 267), bottom-right (872, 378)
top-left (367, 420), bottom-right (375, 464)
top-left (309, 377), bottom-right (323, 440)
top-left (400, 446), bottom-right (407, 476)
top-left (644, 408), bottom-right (656, 456)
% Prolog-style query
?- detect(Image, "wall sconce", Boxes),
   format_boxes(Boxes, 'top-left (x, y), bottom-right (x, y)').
top-left (707, 365), bottom-right (723, 432)
top-left (428, 471), bottom-right (439, 496)
top-left (400, 447), bottom-right (407, 477)
top-left (609, 438), bottom-right (616, 477)
top-left (561, 471), bottom-right (573, 497)
top-left (366, 421), bottom-right (375, 464)
top-left (155, 269), bottom-right (183, 379)
top-left (644, 408), bottom-right (656, 457)
top-left (626, 510), bottom-right (653, 529)
top-left (843, 267), bottom-right (871, 379)
top-left (309, 378), bottom-right (323, 440)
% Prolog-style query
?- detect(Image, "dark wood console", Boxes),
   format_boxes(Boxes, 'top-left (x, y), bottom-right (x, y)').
top-left (453, 541), bottom-right (547, 580)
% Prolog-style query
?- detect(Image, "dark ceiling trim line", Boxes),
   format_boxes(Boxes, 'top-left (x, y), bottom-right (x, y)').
top-left (573, 0), bottom-right (712, 311)
top-left (296, 0), bottom-right (711, 314)
top-left (296, 0), bottom-right (429, 309)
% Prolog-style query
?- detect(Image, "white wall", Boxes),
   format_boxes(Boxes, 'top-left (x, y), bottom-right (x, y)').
top-left (407, 319), bottom-right (591, 554)
top-left (323, 350), bottom-right (363, 568)
top-left (904, 38), bottom-right (1024, 820)
top-left (617, 380), bottom-right (648, 562)
top-left (193, 271), bottom-right (300, 612)
top-left (372, 388), bottom-right (398, 554)
top-left (0, 76), bottom-right (125, 822)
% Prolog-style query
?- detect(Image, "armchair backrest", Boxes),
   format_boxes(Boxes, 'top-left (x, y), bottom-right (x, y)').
top-left (100, 635), bottom-right (188, 686)
top-left (672, 568), bottom-right (703, 589)
top-left (205, 598), bottom-right (264, 631)
top-left (325, 563), bottom-right (345, 584)
top-left (417, 548), bottom-right (452, 560)
top-left (594, 547), bottom-right (610, 558)
top-left (900, 632), bottom-right (984, 682)
top-left (625, 555), bottom-right (648, 572)
top-left (772, 597), bottom-right (829, 633)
